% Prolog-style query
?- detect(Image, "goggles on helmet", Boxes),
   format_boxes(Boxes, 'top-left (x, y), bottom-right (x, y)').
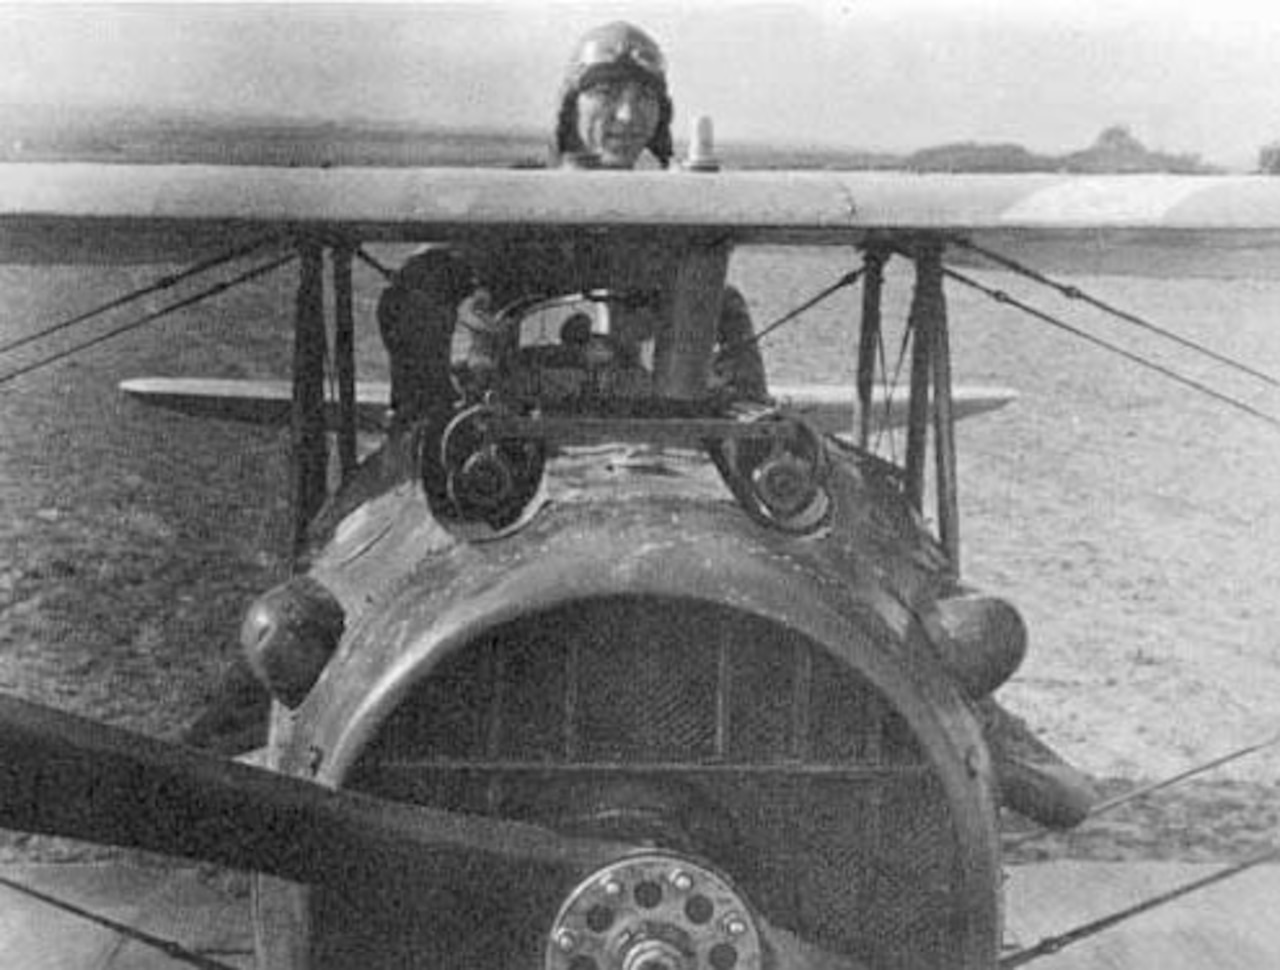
top-left (566, 22), bottom-right (667, 97)
top-left (578, 32), bottom-right (664, 79)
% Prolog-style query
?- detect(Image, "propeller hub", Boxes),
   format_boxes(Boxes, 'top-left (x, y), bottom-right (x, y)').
top-left (546, 853), bottom-right (761, 970)
top-left (622, 937), bottom-right (686, 970)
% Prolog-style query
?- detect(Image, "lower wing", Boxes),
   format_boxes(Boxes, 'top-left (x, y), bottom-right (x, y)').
top-left (120, 377), bottom-right (1015, 434)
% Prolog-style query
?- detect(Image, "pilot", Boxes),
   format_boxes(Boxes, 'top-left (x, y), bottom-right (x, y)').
top-left (377, 20), bottom-right (768, 429)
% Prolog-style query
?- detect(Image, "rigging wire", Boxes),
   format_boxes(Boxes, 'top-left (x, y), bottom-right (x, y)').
top-left (353, 246), bottom-right (396, 282)
top-left (735, 267), bottom-right (864, 351)
top-left (943, 267), bottom-right (1280, 432)
top-left (0, 235), bottom-right (285, 359)
top-left (0, 871), bottom-right (244, 970)
top-left (999, 844), bottom-right (1280, 967)
top-left (1005, 729), bottom-right (1280, 849)
top-left (999, 732), bottom-right (1280, 962)
top-left (957, 238), bottom-right (1280, 391)
top-left (0, 253), bottom-right (297, 388)
top-left (873, 323), bottom-right (893, 454)
top-left (870, 311), bottom-right (915, 457)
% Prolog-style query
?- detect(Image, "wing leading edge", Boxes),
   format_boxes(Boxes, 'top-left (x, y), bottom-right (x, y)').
top-left (5, 164), bottom-right (1280, 268)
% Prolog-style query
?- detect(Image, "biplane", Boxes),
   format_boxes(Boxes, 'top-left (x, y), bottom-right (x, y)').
top-left (0, 158), bottom-right (1278, 970)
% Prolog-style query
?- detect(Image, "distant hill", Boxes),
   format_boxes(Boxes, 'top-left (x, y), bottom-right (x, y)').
top-left (0, 107), bottom-right (1222, 174)
top-left (1058, 125), bottom-right (1216, 174)
top-left (717, 142), bottom-right (903, 171)
top-left (903, 142), bottom-right (1048, 174)
top-left (903, 126), bottom-right (1219, 175)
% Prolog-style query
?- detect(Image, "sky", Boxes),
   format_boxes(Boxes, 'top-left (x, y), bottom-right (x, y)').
top-left (2, 1), bottom-right (1280, 169)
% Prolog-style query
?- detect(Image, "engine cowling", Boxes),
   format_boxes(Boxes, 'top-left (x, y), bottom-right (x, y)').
top-left (256, 471), bottom-right (1002, 970)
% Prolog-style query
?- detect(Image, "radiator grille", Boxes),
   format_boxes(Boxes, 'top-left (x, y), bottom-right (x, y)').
top-left (333, 596), bottom-right (969, 970)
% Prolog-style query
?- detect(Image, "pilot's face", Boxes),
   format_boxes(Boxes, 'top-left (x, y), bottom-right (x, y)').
top-left (575, 80), bottom-right (661, 169)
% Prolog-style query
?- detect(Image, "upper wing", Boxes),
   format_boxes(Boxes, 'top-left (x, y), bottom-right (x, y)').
top-left (3, 163), bottom-right (1280, 273)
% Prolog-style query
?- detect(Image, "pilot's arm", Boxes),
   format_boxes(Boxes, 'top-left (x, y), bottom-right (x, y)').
top-left (376, 249), bottom-right (477, 428)
top-left (712, 285), bottom-right (768, 402)
top-left (461, 289), bottom-right (510, 378)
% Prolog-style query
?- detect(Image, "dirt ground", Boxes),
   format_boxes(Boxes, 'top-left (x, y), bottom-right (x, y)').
top-left (0, 254), bottom-right (1277, 876)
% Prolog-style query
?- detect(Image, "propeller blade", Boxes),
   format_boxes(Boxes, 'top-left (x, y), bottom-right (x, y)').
top-left (0, 693), bottom-right (630, 884)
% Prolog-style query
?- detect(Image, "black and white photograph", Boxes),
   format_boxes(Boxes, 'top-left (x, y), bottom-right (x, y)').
top-left (0, 2), bottom-right (1277, 967)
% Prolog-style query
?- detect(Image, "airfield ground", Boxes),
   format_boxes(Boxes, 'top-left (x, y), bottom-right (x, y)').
top-left (0, 251), bottom-right (1277, 873)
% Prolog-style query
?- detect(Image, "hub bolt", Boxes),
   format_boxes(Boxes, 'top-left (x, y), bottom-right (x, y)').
top-left (602, 879), bottom-right (623, 897)
top-left (670, 870), bottom-right (693, 892)
top-left (555, 929), bottom-right (578, 953)
top-left (723, 913), bottom-right (747, 937)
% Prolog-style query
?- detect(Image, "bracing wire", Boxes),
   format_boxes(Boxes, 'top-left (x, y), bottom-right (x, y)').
top-left (732, 268), bottom-right (865, 352)
top-left (944, 266), bottom-right (1280, 432)
top-left (998, 733), bottom-right (1280, 962)
top-left (1006, 729), bottom-right (1280, 849)
top-left (957, 238), bottom-right (1280, 391)
top-left (0, 235), bottom-right (285, 359)
top-left (1000, 845), bottom-right (1280, 967)
top-left (0, 253), bottom-right (297, 387)
top-left (870, 312), bottom-right (915, 456)
top-left (353, 246), bottom-right (396, 282)
top-left (0, 871), bottom-right (243, 970)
